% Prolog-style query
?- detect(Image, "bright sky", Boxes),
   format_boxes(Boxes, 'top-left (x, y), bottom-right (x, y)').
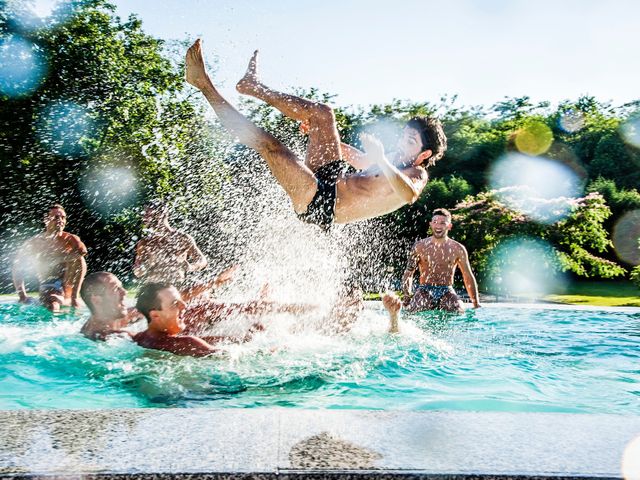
top-left (111, 0), bottom-right (639, 110)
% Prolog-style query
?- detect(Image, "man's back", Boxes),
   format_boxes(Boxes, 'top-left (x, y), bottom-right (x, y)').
top-left (133, 330), bottom-right (215, 357)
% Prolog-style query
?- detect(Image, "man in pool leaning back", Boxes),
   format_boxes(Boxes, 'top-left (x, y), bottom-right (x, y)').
top-left (12, 204), bottom-right (87, 311)
top-left (401, 208), bottom-right (481, 313)
top-left (185, 39), bottom-right (447, 229)
top-left (80, 272), bottom-right (145, 340)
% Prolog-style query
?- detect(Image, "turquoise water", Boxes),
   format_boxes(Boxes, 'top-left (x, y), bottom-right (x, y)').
top-left (1, 302), bottom-right (639, 413)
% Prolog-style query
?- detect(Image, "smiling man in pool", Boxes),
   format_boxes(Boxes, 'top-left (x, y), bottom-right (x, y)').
top-left (185, 39), bottom-right (447, 229)
top-left (12, 204), bottom-right (88, 311)
top-left (80, 272), bottom-right (145, 340)
top-left (401, 208), bottom-right (481, 313)
top-left (80, 272), bottom-right (315, 348)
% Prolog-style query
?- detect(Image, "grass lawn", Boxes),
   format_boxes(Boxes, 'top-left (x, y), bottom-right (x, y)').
top-left (543, 280), bottom-right (640, 307)
top-left (3, 281), bottom-right (639, 308)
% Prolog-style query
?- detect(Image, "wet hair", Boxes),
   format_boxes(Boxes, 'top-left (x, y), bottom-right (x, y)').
top-left (46, 204), bottom-right (66, 215)
top-left (136, 282), bottom-right (173, 320)
top-left (432, 208), bottom-right (452, 223)
top-left (145, 200), bottom-right (169, 216)
top-left (406, 116), bottom-right (447, 166)
top-left (80, 271), bottom-right (114, 314)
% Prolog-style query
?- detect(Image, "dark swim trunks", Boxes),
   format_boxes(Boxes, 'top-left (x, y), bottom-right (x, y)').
top-left (416, 284), bottom-right (456, 303)
top-left (39, 278), bottom-right (63, 295)
top-left (297, 160), bottom-right (347, 229)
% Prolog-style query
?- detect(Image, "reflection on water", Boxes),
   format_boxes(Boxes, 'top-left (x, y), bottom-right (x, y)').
top-left (0, 302), bottom-right (639, 413)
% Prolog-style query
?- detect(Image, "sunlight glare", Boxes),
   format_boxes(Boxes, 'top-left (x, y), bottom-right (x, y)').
top-left (488, 153), bottom-right (583, 223)
top-left (558, 110), bottom-right (585, 133)
top-left (487, 237), bottom-right (566, 296)
top-left (621, 118), bottom-right (640, 149)
top-left (0, 36), bottom-right (47, 97)
top-left (612, 210), bottom-right (640, 266)
top-left (514, 121), bottom-right (553, 156)
top-left (37, 101), bottom-right (94, 156)
top-left (79, 166), bottom-right (139, 216)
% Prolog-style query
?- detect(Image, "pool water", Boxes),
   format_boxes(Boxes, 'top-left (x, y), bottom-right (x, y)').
top-left (1, 302), bottom-right (639, 413)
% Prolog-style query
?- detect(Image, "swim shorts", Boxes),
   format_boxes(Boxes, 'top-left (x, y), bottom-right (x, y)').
top-left (297, 160), bottom-right (347, 229)
top-left (416, 284), bottom-right (457, 303)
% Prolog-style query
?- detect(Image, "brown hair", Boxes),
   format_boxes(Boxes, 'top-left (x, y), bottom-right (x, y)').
top-left (46, 204), bottom-right (66, 214)
top-left (406, 116), bottom-right (447, 166)
top-left (80, 272), bottom-right (114, 313)
top-left (136, 282), bottom-right (172, 320)
top-left (432, 208), bottom-right (452, 222)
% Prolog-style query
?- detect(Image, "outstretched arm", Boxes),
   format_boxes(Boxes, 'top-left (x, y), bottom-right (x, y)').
top-left (340, 143), bottom-right (373, 170)
top-left (401, 243), bottom-right (420, 304)
top-left (299, 120), bottom-right (372, 170)
top-left (359, 134), bottom-right (427, 204)
top-left (12, 241), bottom-right (33, 304)
top-left (184, 234), bottom-right (208, 273)
top-left (457, 246), bottom-right (481, 308)
top-left (133, 241), bottom-right (148, 279)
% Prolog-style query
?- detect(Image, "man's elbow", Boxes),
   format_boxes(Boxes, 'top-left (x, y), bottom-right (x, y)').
top-left (406, 189), bottom-right (420, 204)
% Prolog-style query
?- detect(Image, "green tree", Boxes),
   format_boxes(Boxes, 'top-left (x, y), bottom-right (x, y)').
top-left (0, 0), bottom-right (218, 286)
top-left (451, 190), bottom-right (625, 286)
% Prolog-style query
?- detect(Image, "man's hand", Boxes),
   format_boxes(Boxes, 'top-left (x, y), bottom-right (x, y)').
top-left (71, 297), bottom-right (84, 309)
top-left (359, 133), bottom-right (385, 162)
top-left (214, 265), bottom-right (238, 287)
top-left (382, 291), bottom-right (402, 314)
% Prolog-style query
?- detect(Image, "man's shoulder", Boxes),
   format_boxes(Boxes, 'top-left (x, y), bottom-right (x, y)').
top-left (413, 237), bottom-right (432, 252)
top-left (402, 164), bottom-right (428, 180)
top-left (61, 232), bottom-right (88, 253)
top-left (448, 238), bottom-right (467, 252)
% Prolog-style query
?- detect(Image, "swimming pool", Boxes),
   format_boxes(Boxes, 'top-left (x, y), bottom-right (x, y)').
top-left (1, 301), bottom-right (639, 413)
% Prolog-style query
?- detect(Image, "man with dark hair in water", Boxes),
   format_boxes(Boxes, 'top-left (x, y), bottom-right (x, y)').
top-left (133, 283), bottom-right (317, 357)
top-left (12, 204), bottom-right (87, 311)
top-left (402, 208), bottom-right (481, 313)
top-left (185, 39), bottom-right (447, 229)
top-left (80, 272), bottom-right (144, 340)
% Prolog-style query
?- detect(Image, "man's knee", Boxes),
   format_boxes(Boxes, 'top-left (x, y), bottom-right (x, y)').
top-left (310, 103), bottom-right (335, 125)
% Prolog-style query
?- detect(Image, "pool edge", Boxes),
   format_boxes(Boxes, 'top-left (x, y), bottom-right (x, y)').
top-left (1, 409), bottom-right (638, 479)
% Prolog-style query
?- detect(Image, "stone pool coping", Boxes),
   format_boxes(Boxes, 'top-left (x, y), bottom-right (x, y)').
top-left (1, 409), bottom-right (639, 479)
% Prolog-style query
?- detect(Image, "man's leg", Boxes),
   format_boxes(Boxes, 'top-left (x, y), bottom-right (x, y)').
top-left (406, 289), bottom-right (437, 312)
top-left (64, 256), bottom-right (87, 308)
top-left (439, 292), bottom-right (464, 314)
top-left (236, 51), bottom-right (342, 172)
top-left (186, 40), bottom-right (317, 213)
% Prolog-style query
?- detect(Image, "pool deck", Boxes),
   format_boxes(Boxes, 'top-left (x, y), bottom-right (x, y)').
top-left (1, 408), bottom-right (639, 479)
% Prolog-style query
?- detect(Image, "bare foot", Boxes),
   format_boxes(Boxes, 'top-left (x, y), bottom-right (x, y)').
top-left (236, 50), bottom-right (263, 95)
top-left (185, 39), bottom-right (210, 89)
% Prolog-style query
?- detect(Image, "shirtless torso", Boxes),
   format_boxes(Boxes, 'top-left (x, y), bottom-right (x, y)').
top-left (402, 212), bottom-right (480, 313)
top-left (134, 229), bottom-right (206, 284)
top-left (13, 224), bottom-right (87, 310)
top-left (336, 163), bottom-right (428, 223)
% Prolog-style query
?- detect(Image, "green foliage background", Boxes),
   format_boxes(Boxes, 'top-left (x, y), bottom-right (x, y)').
top-left (1, 0), bottom-right (639, 292)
